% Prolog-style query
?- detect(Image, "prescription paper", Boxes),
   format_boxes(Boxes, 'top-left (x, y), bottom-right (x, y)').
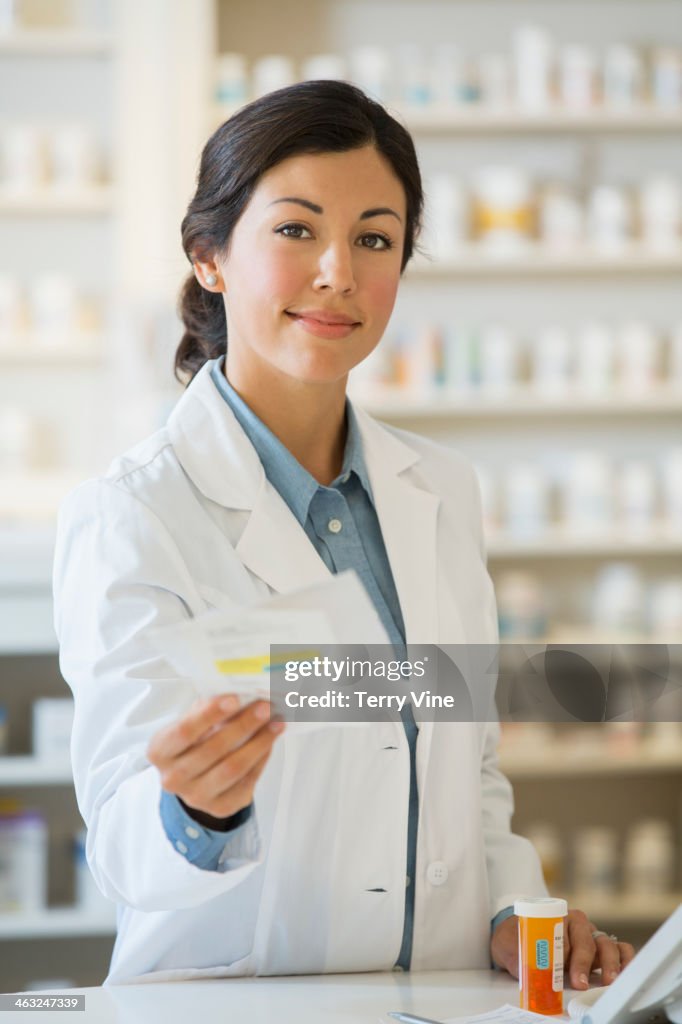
top-left (149, 569), bottom-right (390, 716)
top-left (444, 1003), bottom-right (570, 1024)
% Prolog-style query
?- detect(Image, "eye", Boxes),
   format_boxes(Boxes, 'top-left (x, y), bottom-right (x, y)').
top-left (275, 222), bottom-right (313, 239)
top-left (359, 232), bottom-right (393, 251)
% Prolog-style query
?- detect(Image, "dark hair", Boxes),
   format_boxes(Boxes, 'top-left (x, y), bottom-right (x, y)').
top-left (175, 79), bottom-right (424, 384)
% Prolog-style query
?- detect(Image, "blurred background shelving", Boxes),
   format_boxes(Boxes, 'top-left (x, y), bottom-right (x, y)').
top-left (0, 0), bottom-right (680, 994)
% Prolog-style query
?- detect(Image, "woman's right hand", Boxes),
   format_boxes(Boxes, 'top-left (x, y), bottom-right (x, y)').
top-left (147, 694), bottom-right (285, 824)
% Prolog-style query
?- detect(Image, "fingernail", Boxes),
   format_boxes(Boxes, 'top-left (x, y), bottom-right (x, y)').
top-left (220, 696), bottom-right (237, 711)
top-left (579, 974), bottom-right (589, 988)
top-left (607, 970), bottom-right (619, 982)
top-left (255, 702), bottom-right (270, 720)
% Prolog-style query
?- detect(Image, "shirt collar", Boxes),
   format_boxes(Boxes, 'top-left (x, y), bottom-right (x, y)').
top-left (210, 356), bottom-right (373, 526)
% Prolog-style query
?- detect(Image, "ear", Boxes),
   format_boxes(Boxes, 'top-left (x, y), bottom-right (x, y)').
top-left (192, 256), bottom-right (224, 292)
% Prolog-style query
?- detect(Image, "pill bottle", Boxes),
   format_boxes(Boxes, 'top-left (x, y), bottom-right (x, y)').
top-left (514, 897), bottom-right (567, 1015)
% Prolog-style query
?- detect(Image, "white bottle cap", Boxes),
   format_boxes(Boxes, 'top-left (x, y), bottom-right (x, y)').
top-left (514, 897), bottom-right (568, 918)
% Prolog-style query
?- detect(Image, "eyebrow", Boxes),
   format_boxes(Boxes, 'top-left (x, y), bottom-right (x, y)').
top-left (268, 196), bottom-right (403, 224)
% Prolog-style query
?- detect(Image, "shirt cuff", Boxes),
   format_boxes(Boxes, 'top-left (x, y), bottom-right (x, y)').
top-left (490, 904), bottom-right (516, 971)
top-left (159, 791), bottom-right (257, 872)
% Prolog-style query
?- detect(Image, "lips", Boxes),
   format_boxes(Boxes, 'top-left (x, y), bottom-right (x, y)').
top-left (286, 310), bottom-right (360, 326)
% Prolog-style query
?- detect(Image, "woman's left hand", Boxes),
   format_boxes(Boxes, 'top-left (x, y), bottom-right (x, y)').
top-left (490, 908), bottom-right (636, 988)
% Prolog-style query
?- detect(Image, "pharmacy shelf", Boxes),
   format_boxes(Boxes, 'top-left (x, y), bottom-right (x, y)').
top-left (500, 744), bottom-right (682, 779)
top-left (0, 188), bottom-right (114, 215)
top-left (0, 757), bottom-right (73, 787)
top-left (396, 104), bottom-right (682, 134)
top-left (557, 892), bottom-right (682, 926)
top-left (406, 245), bottom-right (682, 277)
top-left (487, 525), bottom-right (681, 559)
top-left (0, 337), bottom-right (103, 365)
top-left (0, 31), bottom-right (112, 56)
top-left (355, 387), bottom-right (682, 420)
top-left (0, 907), bottom-right (116, 939)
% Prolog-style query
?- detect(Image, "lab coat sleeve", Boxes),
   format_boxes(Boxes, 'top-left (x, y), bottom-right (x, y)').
top-left (468, 463), bottom-right (549, 919)
top-left (53, 478), bottom-right (263, 912)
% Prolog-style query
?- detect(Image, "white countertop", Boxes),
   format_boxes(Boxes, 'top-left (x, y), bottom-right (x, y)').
top-left (7, 969), bottom-right (580, 1024)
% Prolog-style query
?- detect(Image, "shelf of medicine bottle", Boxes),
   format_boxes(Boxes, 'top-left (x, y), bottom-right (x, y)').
top-left (0, 187), bottom-right (114, 216)
top-left (555, 892), bottom-right (682, 926)
top-left (486, 525), bottom-right (681, 559)
top-left (394, 104), bottom-right (682, 134)
top-left (499, 744), bottom-right (682, 779)
top-left (0, 907), bottom-right (116, 940)
top-left (406, 245), bottom-right (682, 277)
top-left (0, 31), bottom-right (112, 56)
top-left (0, 337), bottom-right (103, 365)
top-left (355, 387), bottom-right (682, 421)
top-left (0, 757), bottom-right (73, 787)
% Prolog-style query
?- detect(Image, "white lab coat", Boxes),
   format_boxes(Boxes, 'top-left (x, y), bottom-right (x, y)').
top-left (53, 358), bottom-right (547, 985)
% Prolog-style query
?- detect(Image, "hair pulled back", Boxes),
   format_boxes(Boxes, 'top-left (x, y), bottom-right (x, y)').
top-left (175, 79), bottom-right (424, 384)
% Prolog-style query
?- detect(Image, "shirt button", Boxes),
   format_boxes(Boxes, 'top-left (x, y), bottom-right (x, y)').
top-left (175, 840), bottom-right (189, 855)
top-left (328, 518), bottom-right (343, 534)
top-left (426, 861), bottom-right (449, 886)
top-left (341, 473), bottom-right (350, 483)
top-left (392, 965), bottom-right (404, 973)
top-left (184, 826), bottom-right (200, 840)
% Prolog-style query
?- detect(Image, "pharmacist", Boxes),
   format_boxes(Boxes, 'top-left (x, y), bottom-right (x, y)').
top-left (53, 80), bottom-right (634, 986)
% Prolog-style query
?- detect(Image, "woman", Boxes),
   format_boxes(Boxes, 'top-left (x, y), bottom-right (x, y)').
top-left (53, 80), bottom-right (633, 985)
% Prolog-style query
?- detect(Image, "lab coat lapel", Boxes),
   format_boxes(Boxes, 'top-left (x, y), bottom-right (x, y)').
top-left (167, 361), bottom-right (332, 596)
top-left (353, 406), bottom-right (441, 646)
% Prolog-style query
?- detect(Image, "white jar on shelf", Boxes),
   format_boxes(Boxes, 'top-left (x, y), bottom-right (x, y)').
top-left (504, 463), bottom-right (549, 538)
top-left (538, 184), bottom-right (584, 252)
top-left (429, 44), bottom-right (465, 107)
top-left (617, 460), bottom-right (657, 534)
top-left (478, 323), bottom-right (518, 394)
top-left (590, 563), bottom-right (645, 636)
top-left (639, 176), bottom-right (682, 253)
top-left (575, 322), bottom-right (614, 394)
top-left (471, 166), bottom-right (533, 255)
top-left (651, 48), bottom-right (682, 110)
top-left (670, 323), bottom-right (682, 384)
top-left (587, 185), bottom-right (632, 253)
top-left (251, 55), bottom-right (296, 98)
top-left (0, 808), bottom-right (48, 912)
top-left (0, 124), bottom-right (46, 194)
top-left (215, 53), bottom-right (248, 106)
top-left (424, 174), bottom-right (469, 260)
top-left (525, 823), bottom-right (563, 889)
top-left (573, 826), bottom-right (619, 896)
top-left (512, 24), bottom-right (553, 112)
top-left (661, 448), bottom-right (682, 527)
top-left (603, 44), bottom-right (644, 109)
top-left (558, 45), bottom-right (597, 110)
top-left (300, 54), bottom-right (347, 83)
top-left (396, 43), bottom-right (431, 108)
top-left (563, 452), bottom-right (613, 532)
top-left (649, 579), bottom-right (682, 638)
top-left (531, 325), bottom-right (572, 394)
top-left (496, 570), bottom-right (548, 639)
top-left (624, 820), bottom-right (675, 895)
top-left (478, 53), bottom-right (511, 109)
top-left (618, 321), bottom-right (660, 393)
top-left (348, 46), bottom-right (391, 103)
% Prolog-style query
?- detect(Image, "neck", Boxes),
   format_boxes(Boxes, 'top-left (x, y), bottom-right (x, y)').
top-left (223, 356), bottom-right (348, 486)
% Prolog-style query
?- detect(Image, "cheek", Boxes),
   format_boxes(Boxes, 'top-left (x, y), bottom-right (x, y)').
top-left (365, 271), bottom-right (400, 323)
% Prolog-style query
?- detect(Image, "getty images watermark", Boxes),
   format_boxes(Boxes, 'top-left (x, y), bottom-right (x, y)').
top-left (267, 644), bottom-right (682, 724)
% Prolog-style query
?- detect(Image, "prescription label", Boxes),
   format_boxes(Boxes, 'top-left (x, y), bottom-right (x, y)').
top-left (553, 921), bottom-right (564, 991)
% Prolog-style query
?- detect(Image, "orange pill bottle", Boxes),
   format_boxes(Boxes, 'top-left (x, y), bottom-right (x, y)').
top-left (514, 897), bottom-right (568, 1016)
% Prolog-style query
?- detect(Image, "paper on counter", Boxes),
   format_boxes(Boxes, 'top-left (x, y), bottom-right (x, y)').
top-left (149, 569), bottom-right (390, 714)
top-left (444, 1003), bottom-right (570, 1024)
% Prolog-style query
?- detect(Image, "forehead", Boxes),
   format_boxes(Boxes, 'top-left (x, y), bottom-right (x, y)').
top-left (251, 146), bottom-right (407, 215)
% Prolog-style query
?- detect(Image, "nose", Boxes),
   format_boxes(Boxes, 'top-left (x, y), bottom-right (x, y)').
top-left (312, 241), bottom-right (357, 295)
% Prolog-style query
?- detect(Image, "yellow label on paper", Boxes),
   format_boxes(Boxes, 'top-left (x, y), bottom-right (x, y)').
top-left (214, 649), bottom-right (320, 675)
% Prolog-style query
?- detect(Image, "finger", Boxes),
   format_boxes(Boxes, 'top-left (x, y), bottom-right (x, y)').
top-left (183, 718), bottom-right (284, 803)
top-left (165, 701), bottom-right (275, 783)
top-left (208, 751), bottom-right (271, 819)
top-left (617, 942), bottom-right (636, 969)
top-left (566, 912), bottom-right (597, 990)
top-left (595, 936), bottom-right (622, 984)
top-left (148, 694), bottom-right (252, 764)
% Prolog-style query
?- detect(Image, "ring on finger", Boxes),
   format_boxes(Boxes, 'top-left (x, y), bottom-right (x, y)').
top-left (592, 930), bottom-right (619, 942)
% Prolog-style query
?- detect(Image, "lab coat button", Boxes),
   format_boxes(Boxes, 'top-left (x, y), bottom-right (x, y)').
top-left (426, 861), bottom-right (448, 886)
top-left (328, 518), bottom-right (342, 534)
